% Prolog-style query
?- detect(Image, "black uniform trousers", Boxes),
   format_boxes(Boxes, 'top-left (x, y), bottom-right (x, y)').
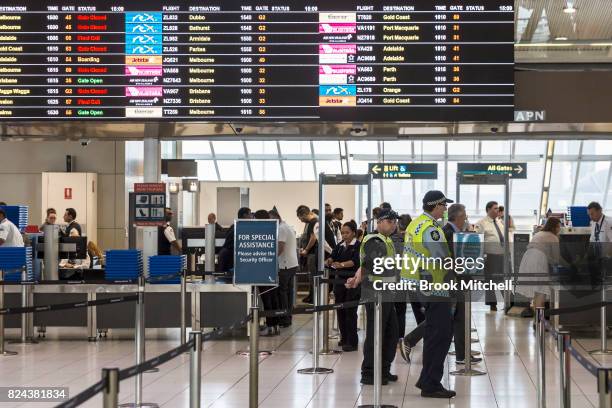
top-left (333, 284), bottom-right (360, 348)
top-left (278, 267), bottom-right (297, 325)
top-left (416, 300), bottom-right (453, 392)
top-left (403, 297), bottom-right (466, 360)
top-left (394, 301), bottom-right (407, 339)
top-left (361, 302), bottom-right (398, 379)
top-left (260, 287), bottom-right (280, 328)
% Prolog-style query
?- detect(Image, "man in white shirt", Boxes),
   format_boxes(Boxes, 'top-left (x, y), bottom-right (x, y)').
top-left (0, 208), bottom-right (24, 247)
top-left (474, 201), bottom-right (505, 311)
top-left (270, 209), bottom-right (299, 327)
top-left (588, 202), bottom-right (612, 258)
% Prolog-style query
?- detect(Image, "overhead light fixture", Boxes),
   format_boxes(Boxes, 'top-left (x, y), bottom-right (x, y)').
top-left (563, 3), bottom-right (576, 13)
top-left (554, 36), bottom-right (568, 41)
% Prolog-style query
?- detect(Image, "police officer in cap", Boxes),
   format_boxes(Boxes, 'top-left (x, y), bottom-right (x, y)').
top-left (346, 208), bottom-right (400, 385)
top-left (401, 190), bottom-right (456, 398)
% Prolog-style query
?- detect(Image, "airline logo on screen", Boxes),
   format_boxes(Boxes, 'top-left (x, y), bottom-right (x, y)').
top-left (124, 12), bottom-right (163, 117)
top-left (318, 13), bottom-right (357, 107)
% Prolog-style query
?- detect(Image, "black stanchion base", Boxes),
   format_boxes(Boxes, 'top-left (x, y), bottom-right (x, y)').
top-left (118, 403), bottom-right (159, 407)
top-left (470, 338), bottom-right (479, 343)
top-left (0, 350), bottom-right (18, 356)
top-left (589, 349), bottom-right (612, 355)
top-left (87, 337), bottom-right (97, 342)
top-left (358, 404), bottom-right (397, 408)
top-left (297, 367), bottom-right (334, 374)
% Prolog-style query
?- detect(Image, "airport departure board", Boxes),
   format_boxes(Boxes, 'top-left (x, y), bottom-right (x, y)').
top-left (0, 1), bottom-right (514, 121)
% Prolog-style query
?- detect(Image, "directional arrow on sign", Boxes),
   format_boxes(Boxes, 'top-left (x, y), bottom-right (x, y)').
top-left (514, 164), bottom-right (523, 174)
top-left (371, 165), bottom-right (381, 175)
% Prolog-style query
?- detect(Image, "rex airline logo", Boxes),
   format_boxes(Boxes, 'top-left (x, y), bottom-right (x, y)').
top-left (319, 85), bottom-right (356, 96)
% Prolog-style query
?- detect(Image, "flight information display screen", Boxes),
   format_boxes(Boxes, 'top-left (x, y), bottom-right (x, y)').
top-left (0, 1), bottom-right (514, 121)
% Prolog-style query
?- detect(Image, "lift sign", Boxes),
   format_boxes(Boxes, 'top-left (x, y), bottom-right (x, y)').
top-left (233, 219), bottom-right (279, 286)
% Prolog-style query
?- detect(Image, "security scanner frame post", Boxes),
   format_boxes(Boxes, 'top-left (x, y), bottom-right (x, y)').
top-left (456, 171), bottom-right (513, 311)
top-left (299, 173), bottom-right (373, 376)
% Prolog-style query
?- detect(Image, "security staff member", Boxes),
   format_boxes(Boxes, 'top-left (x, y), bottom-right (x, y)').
top-left (159, 207), bottom-right (181, 255)
top-left (0, 208), bottom-right (24, 247)
top-left (401, 190), bottom-right (456, 399)
top-left (63, 208), bottom-right (82, 237)
top-left (588, 202), bottom-right (612, 248)
top-left (346, 208), bottom-right (400, 385)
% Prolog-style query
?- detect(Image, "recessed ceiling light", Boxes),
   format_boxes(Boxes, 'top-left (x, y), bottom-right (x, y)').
top-left (563, 5), bottom-right (577, 13)
top-left (555, 36), bottom-right (568, 41)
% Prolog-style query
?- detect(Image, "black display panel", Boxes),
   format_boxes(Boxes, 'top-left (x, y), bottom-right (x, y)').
top-left (0, 1), bottom-right (514, 121)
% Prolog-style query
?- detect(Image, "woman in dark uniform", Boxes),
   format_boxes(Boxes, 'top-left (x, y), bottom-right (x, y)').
top-left (326, 220), bottom-right (361, 351)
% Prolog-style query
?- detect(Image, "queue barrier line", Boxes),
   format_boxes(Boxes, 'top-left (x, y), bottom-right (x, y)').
top-left (56, 379), bottom-right (106, 408)
top-left (544, 319), bottom-right (601, 377)
top-left (545, 301), bottom-right (611, 317)
top-left (55, 313), bottom-right (252, 408)
top-left (0, 294), bottom-right (138, 315)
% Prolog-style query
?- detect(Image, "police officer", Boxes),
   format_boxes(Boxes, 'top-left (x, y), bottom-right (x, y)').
top-left (346, 208), bottom-right (400, 385)
top-left (401, 190), bottom-right (456, 398)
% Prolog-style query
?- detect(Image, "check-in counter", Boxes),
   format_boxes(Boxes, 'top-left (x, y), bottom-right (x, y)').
top-left (3, 281), bottom-right (250, 339)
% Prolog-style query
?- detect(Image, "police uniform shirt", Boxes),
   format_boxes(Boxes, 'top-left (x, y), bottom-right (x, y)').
top-left (0, 218), bottom-right (24, 247)
top-left (421, 212), bottom-right (450, 259)
top-left (591, 214), bottom-right (612, 243)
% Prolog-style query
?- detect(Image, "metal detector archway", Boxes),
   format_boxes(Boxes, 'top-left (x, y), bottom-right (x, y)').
top-left (456, 172), bottom-right (512, 311)
top-left (298, 174), bottom-right (373, 376)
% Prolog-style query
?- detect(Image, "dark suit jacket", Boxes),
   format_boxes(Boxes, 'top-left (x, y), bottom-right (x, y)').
top-left (442, 223), bottom-right (455, 258)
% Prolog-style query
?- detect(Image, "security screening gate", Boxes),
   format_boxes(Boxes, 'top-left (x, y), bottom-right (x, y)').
top-left (299, 173), bottom-right (373, 377)
top-left (456, 165), bottom-right (518, 313)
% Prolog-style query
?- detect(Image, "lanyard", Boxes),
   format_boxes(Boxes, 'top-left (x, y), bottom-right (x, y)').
top-left (595, 215), bottom-right (605, 241)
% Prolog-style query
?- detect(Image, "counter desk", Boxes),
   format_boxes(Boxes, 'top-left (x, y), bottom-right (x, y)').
top-left (3, 281), bottom-right (251, 340)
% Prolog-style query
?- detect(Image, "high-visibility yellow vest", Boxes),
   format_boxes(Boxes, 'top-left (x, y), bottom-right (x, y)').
top-left (401, 213), bottom-right (450, 293)
top-left (359, 232), bottom-right (396, 282)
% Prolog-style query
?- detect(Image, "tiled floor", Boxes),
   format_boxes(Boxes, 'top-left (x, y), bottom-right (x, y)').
top-left (0, 304), bottom-right (609, 407)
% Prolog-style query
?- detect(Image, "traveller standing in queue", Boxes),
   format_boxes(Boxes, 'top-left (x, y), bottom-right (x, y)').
top-left (326, 220), bottom-right (361, 351)
top-left (297, 205), bottom-right (319, 304)
top-left (401, 190), bottom-right (456, 398)
top-left (218, 207), bottom-right (252, 272)
top-left (474, 201), bottom-right (505, 311)
top-left (62, 208), bottom-right (82, 237)
top-left (332, 207), bottom-right (344, 241)
top-left (0, 207), bottom-right (24, 247)
top-left (346, 208), bottom-right (400, 385)
top-left (40, 208), bottom-right (57, 231)
top-left (269, 209), bottom-right (299, 328)
top-left (253, 210), bottom-right (281, 336)
top-left (158, 207), bottom-right (181, 255)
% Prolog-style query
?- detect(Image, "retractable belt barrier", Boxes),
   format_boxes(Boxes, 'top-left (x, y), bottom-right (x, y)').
top-left (55, 313), bottom-right (251, 408)
top-left (259, 299), bottom-right (365, 318)
top-left (0, 295), bottom-right (138, 315)
top-left (537, 301), bottom-right (612, 408)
